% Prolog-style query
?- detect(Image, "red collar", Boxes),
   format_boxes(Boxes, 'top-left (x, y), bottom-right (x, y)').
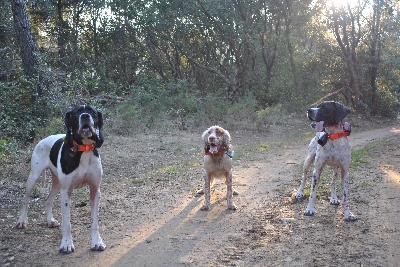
top-left (328, 131), bottom-right (350, 140)
top-left (205, 151), bottom-right (226, 156)
top-left (72, 140), bottom-right (96, 152)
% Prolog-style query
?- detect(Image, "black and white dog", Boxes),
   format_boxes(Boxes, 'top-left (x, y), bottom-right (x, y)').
top-left (16, 105), bottom-right (106, 253)
top-left (296, 101), bottom-right (357, 222)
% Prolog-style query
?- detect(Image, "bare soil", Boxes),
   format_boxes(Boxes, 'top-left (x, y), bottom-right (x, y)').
top-left (1, 114), bottom-right (399, 267)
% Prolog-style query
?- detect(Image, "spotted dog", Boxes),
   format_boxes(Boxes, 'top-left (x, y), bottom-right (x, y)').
top-left (16, 105), bottom-right (106, 253)
top-left (301, 101), bottom-right (357, 222)
top-left (197, 126), bottom-right (237, 211)
top-left (295, 131), bottom-right (341, 206)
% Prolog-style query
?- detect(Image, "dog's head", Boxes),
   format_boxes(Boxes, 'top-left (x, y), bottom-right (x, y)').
top-left (307, 101), bottom-right (350, 130)
top-left (202, 126), bottom-right (231, 154)
top-left (64, 105), bottom-right (104, 148)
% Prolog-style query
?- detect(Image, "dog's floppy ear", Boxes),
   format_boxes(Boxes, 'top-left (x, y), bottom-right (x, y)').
top-left (222, 129), bottom-right (231, 148)
top-left (202, 129), bottom-right (210, 152)
top-left (334, 102), bottom-right (351, 124)
top-left (90, 111), bottom-right (104, 148)
top-left (64, 110), bottom-right (73, 144)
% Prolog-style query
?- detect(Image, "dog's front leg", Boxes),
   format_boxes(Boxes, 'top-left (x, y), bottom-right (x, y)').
top-left (304, 169), bottom-right (321, 216)
top-left (200, 173), bottom-right (211, 211)
top-left (226, 171), bottom-right (237, 210)
top-left (89, 186), bottom-right (106, 251)
top-left (329, 167), bottom-right (340, 205)
top-left (341, 170), bottom-right (357, 222)
top-left (59, 190), bottom-right (74, 254)
top-left (296, 152), bottom-right (315, 199)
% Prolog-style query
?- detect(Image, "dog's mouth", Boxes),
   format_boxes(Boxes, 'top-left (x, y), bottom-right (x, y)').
top-left (209, 143), bottom-right (220, 153)
top-left (78, 126), bottom-right (95, 137)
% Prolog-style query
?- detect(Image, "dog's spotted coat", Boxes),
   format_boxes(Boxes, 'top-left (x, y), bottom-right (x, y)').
top-left (298, 101), bottom-right (357, 222)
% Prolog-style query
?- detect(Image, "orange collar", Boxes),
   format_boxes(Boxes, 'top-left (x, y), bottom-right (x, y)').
top-left (328, 131), bottom-right (350, 140)
top-left (72, 140), bottom-right (96, 152)
top-left (205, 151), bottom-right (226, 156)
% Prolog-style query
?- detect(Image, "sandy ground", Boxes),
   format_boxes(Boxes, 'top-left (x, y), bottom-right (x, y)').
top-left (1, 115), bottom-right (399, 267)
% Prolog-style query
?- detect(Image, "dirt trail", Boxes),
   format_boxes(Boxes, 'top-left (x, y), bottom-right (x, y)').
top-left (90, 125), bottom-right (399, 267)
top-left (1, 122), bottom-right (399, 267)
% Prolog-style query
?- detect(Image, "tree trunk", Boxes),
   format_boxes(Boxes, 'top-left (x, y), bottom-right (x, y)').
top-left (10, 0), bottom-right (41, 79)
top-left (369, 0), bottom-right (381, 114)
top-left (10, 0), bottom-right (48, 123)
top-left (332, 5), bottom-right (363, 110)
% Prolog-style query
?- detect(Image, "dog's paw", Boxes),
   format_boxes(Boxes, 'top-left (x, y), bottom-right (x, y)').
top-left (196, 188), bottom-right (205, 195)
top-left (228, 204), bottom-right (237, 210)
top-left (200, 205), bottom-right (210, 211)
top-left (91, 243), bottom-right (106, 251)
top-left (344, 211), bottom-right (357, 222)
top-left (16, 220), bottom-right (27, 229)
top-left (295, 191), bottom-right (304, 199)
top-left (330, 198), bottom-right (340, 206)
top-left (345, 215), bottom-right (357, 222)
top-left (91, 235), bottom-right (106, 251)
top-left (47, 219), bottom-right (60, 228)
top-left (59, 243), bottom-right (75, 254)
top-left (304, 210), bottom-right (315, 216)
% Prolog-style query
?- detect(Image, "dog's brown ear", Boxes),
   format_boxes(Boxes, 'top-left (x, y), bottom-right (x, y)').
top-left (64, 110), bottom-right (73, 144)
top-left (222, 129), bottom-right (231, 148)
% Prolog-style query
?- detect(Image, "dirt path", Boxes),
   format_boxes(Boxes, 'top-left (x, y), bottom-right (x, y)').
top-left (98, 125), bottom-right (400, 267)
top-left (1, 121), bottom-right (399, 267)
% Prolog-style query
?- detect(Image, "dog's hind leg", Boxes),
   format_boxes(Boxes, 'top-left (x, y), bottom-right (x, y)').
top-left (45, 170), bottom-right (60, 228)
top-left (16, 167), bottom-right (45, 228)
top-left (329, 167), bottom-right (340, 205)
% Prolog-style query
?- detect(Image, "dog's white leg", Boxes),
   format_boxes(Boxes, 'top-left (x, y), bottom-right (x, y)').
top-left (296, 137), bottom-right (317, 199)
top-left (45, 171), bottom-right (60, 228)
top-left (226, 171), bottom-right (237, 210)
top-left (329, 167), bottom-right (340, 205)
top-left (89, 186), bottom-right (106, 251)
top-left (304, 168), bottom-right (321, 216)
top-left (341, 169), bottom-right (357, 222)
top-left (200, 173), bottom-right (211, 211)
top-left (296, 153), bottom-right (315, 199)
top-left (59, 189), bottom-right (75, 254)
top-left (16, 169), bottom-right (43, 228)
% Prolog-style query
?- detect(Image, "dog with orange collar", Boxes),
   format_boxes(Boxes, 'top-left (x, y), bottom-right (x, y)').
top-left (197, 126), bottom-right (238, 211)
top-left (16, 105), bottom-right (106, 253)
top-left (297, 101), bottom-right (357, 221)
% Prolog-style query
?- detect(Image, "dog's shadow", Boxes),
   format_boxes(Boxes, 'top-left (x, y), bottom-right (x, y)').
top-left (109, 191), bottom-right (237, 265)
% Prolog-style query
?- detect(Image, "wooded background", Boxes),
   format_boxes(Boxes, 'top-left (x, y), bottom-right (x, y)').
top-left (0, 0), bottom-right (399, 145)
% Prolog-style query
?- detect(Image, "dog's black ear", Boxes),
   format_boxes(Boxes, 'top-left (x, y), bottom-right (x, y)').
top-left (335, 103), bottom-right (351, 124)
top-left (91, 111), bottom-right (104, 148)
top-left (64, 110), bottom-right (73, 144)
top-left (97, 111), bottom-right (103, 129)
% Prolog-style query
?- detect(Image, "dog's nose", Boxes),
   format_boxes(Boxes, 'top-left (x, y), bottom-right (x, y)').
top-left (209, 136), bottom-right (215, 141)
top-left (80, 113), bottom-right (90, 120)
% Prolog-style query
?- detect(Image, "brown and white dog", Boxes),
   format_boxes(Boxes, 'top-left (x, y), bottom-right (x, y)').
top-left (197, 126), bottom-right (237, 211)
top-left (16, 105), bottom-right (106, 253)
top-left (299, 101), bottom-right (357, 221)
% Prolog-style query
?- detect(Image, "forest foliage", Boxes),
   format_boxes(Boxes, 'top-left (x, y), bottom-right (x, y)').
top-left (0, 0), bottom-right (399, 146)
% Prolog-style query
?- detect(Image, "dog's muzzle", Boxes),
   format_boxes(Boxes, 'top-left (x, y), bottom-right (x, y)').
top-left (307, 108), bottom-right (319, 121)
top-left (78, 113), bottom-right (96, 137)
